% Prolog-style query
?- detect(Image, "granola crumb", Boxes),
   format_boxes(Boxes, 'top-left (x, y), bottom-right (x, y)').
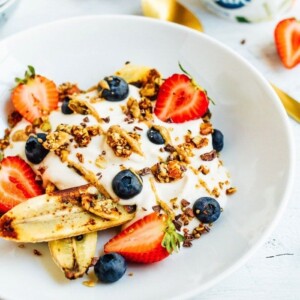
top-left (211, 187), bottom-right (220, 198)
top-left (45, 182), bottom-right (57, 194)
top-left (226, 187), bottom-right (237, 195)
top-left (200, 150), bottom-right (217, 161)
top-left (200, 122), bottom-right (213, 135)
top-left (82, 280), bottom-right (96, 287)
top-left (33, 249), bottom-right (42, 256)
top-left (184, 207), bottom-right (194, 218)
top-left (198, 165), bottom-right (210, 175)
top-left (137, 167), bottom-right (151, 176)
top-left (8, 111), bottom-right (22, 128)
top-left (76, 153), bottom-right (84, 163)
top-left (102, 116), bottom-right (110, 123)
top-left (181, 199), bottom-right (190, 207)
top-left (172, 219), bottom-right (182, 231)
top-left (152, 205), bottom-right (161, 212)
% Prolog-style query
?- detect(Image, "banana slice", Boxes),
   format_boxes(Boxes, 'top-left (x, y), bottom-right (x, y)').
top-left (81, 196), bottom-right (127, 221)
top-left (115, 63), bottom-right (161, 86)
top-left (66, 162), bottom-right (113, 201)
top-left (68, 97), bottom-right (103, 123)
top-left (49, 232), bottom-right (97, 280)
top-left (0, 185), bottom-right (135, 243)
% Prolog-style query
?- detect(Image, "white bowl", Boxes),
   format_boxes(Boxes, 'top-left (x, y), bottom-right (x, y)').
top-left (0, 15), bottom-right (294, 300)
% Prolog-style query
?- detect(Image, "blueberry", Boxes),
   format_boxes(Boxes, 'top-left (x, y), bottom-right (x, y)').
top-left (101, 76), bottom-right (129, 101)
top-left (193, 197), bottom-right (221, 223)
top-left (147, 127), bottom-right (165, 145)
top-left (94, 253), bottom-right (127, 283)
top-left (61, 97), bottom-right (73, 115)
top-left (212, 129), bottom-right (224, 152)
top-left (112, 169), bottom-right (142, 199)
top-left (25, 133), bottom-right (49, 164)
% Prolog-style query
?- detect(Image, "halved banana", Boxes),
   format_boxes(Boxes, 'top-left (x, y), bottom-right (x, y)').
top-left (0, 185), bottom-right (135, 243)
top-left (49, 232), bottom-right (97, 280)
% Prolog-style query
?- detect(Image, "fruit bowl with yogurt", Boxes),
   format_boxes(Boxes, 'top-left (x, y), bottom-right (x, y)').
top-left (0, 62), bottom-right (235, 282)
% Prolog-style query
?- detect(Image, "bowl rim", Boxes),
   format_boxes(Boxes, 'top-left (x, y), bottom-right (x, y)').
top-left (0, 14), bottom-right (295, 299)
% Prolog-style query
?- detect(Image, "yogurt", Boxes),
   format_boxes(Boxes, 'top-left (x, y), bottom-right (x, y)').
top-left (4, 73), bottom-right (233, 234)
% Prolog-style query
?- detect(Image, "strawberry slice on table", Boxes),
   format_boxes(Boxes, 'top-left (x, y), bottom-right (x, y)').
top-left (11, 66), bottom-right (59, 123)
top-left (154, 65), bottom-right (209, 123)
top-left (0, 156), bottom-right (44, 213)
top-left (104, 212), bottom-right (183, 264)
top-left (274, 17), bottom-right (300, 69)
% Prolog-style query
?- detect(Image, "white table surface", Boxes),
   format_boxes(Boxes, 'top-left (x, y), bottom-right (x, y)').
top-left (0, 0), bottom-right (299, 299)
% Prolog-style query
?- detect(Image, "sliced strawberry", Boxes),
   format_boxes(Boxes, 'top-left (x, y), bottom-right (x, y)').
top-left (154, 73), bottom-right (209, 123)
top-left (0, 156), bottom-right (44, 213)
top-left (11, 66), bottom-right (59, 123)
top-left (274, 17), bottom-right (300, 69)
top-left (104, 212), bottom-right (183, 264)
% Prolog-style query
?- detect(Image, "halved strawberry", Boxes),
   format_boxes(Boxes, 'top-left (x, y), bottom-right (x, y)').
top-left (104, 212), bottom-right (183, 264)
top-left (0, 156), bottom-right (44, 213)
top-left (274, 17), bottom-right (300, 69)
top-left (11, 66), bottom-right (59, 123)
top-left (154, 69), bottom-right (209, 123)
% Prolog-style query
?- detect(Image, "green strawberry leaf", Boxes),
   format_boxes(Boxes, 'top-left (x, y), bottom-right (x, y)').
top-left (161, 217), bottom-right (184, 254)
top-left (15, 65), bottom-right (36, 85)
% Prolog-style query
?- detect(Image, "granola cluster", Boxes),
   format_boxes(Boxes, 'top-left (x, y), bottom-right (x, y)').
top-left (185, 134), bottom-right (209, 149)
top-left (139, 68), bottom-right (162, 101)
top-left (124, 97), bottom-right (154, 122)
top-left (40, 123), bottom-right (103, 164)
top-left (56, 124), bottom-right (101, 147)
top-left (58, 82), bottom-right (81, 101)
top-left (106, 125), bottom-right (141, 158)
top-left (151, 160), bottom-right (187, 183)
top-left (43, 131), bottom-right (70, 151)
top-left (106, 129), bottom-right (132, 158)
top-left (0, 129), bottom-right (11, 151)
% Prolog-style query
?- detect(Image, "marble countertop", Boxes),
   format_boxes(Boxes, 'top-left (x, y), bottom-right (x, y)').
top-left (0, 0), bottom-right (299, 299)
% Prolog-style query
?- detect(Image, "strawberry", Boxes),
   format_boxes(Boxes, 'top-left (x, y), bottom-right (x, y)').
top-left (11, 66), bottom-right (59, 123)
top-left (274, 17), bottom-right (300, 69)
top-left (104, 212), bottom-right (183, 264)
top-left (0, 156), bottom-right (44, 213)
top-left (154, 65), bottom-right (209, 123)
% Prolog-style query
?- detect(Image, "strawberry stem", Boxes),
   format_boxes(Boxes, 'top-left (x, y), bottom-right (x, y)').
top-left (178, 62), bottom-right (191, 78)
top-left (208, 96), bottom-right (215, 105)
top-left (15, 65), bottom-right (36, 85)
top-left (179, 62), bottom-right (215, 105)
top-left (162, 217), bottom-right (184, 254)
top-left (178, 62), bottom-right (205, 92)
